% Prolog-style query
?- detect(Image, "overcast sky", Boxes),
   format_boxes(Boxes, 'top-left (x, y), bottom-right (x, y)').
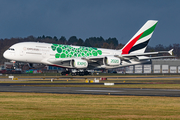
top-left (0, 0), bottom-right (179, 46)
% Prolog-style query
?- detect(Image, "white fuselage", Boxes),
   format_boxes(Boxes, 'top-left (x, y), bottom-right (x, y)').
top-left (3, 42), bottom-right (148, 69)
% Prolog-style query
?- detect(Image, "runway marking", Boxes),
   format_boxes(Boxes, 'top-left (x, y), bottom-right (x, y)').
top-left (77, 90), bottom-right (124, 92)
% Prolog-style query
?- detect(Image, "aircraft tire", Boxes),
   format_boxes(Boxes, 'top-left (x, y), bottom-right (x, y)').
top-left (61, 72), bottom-right (65, 75)
top-left (71, 73), bottom-right (76, 76)
top-left (79, 72), bottom-right (84, 76)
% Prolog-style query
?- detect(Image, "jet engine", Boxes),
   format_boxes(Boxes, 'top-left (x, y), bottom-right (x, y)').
top-left (71, 59), bottom-right (88, 68)
top-left (104, 57), bottom-right (121, 66)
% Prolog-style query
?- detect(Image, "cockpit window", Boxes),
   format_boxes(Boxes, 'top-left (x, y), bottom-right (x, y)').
top-left (8, 48), bottom-right (15, 51)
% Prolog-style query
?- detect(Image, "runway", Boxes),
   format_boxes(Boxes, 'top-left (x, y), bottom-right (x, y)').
top-left (1, 75), bottom-right (180, 97)
top-left (0, 83), bottom-right (180, 97)
top-left (2, 76), bottom-right (180, 81)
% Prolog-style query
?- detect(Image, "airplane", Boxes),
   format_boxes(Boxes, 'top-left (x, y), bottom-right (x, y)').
top-left (3, 20), bottom-right (174, 76)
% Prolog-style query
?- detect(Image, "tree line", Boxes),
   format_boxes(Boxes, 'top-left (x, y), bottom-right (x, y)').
top-left (0, 35), bottom-right (179, 64)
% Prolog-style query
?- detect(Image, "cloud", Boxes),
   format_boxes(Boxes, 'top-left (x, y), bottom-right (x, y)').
top-left (0, 0), bottom-right (179, 46)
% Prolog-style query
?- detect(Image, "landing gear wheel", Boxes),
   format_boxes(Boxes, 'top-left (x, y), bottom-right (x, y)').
top-left (84, 71), bottom-right (89, 75)
top-left (71, 73), bottom-right (76, 76)
top-left (79, 72), bottom-right (84, 76)
top-left (61, 71), bottom-right (70, 76)
top-left (61, 71), bottom-right (66, 75)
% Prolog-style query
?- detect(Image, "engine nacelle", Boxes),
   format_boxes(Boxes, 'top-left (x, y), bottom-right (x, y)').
top-left (72, 59), bottom-right (88, 68)
top-left (104, 57), bottom-right (121, 66)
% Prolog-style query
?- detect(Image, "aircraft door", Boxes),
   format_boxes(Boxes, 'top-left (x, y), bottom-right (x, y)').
top-left (42, 52), bottom-right (46, 58)
top-left (20, 47), bottom-right (26, 56)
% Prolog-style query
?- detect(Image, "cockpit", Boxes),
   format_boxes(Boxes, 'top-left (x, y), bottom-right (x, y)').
top-left (8, 48), bottom-right (15, 51)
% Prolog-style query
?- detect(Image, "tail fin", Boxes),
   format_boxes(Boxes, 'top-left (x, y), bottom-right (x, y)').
top-left (121, 20), bottom-right (158, 54)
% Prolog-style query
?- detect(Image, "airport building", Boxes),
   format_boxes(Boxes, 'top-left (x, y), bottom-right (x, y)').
top-left (117, 59), bottom-right (180, 74)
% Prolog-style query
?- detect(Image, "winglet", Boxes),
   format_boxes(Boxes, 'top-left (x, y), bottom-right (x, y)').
top-left (168, 49), bottom-right (173, 55)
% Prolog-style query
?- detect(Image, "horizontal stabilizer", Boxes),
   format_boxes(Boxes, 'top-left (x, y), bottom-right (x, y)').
top-left (168, 49), bottom-right (173, 55)
top-left (119, 49), bottom-right (173, 58)
top-left (138, 56), bottom-right (175, 61)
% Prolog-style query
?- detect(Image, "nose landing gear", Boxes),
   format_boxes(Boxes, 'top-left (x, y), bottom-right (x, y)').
top-left (61, 71), bottom-right (70, 75)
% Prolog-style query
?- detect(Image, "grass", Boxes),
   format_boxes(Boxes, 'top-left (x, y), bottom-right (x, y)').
top-left (0, 92), bottom-right (180, 120)
top-left (1, 75), bottom-right (180, 119)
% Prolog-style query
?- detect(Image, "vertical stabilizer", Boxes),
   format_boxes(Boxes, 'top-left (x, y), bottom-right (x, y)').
top-left (121, 20), bottom-right (158, 54)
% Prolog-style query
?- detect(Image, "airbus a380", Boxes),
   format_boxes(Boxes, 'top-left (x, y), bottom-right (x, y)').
top-left (3, 20), bottom-right (173, 76)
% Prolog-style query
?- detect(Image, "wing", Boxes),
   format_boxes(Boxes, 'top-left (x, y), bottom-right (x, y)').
top-left (46, 49), bottom-right (174, 69)
top-left (47, 56), bottom-right (106, 69)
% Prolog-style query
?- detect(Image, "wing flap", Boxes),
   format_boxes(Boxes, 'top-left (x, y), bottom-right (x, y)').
top-left (138, 56), bottom-right (175, 61)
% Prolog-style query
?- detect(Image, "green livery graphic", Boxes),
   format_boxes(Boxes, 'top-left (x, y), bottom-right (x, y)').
top-left (51, 44), bottom-right (102, 58)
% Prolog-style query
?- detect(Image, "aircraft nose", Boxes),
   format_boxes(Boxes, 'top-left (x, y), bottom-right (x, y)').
top-left (3, 50), bottom-right (9, 59)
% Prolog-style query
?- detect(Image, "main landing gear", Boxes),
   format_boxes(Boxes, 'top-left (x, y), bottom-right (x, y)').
top-left (61, 69), bottom-right (91, 76)
top-left (71, 71), bottom-right (91, 76)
